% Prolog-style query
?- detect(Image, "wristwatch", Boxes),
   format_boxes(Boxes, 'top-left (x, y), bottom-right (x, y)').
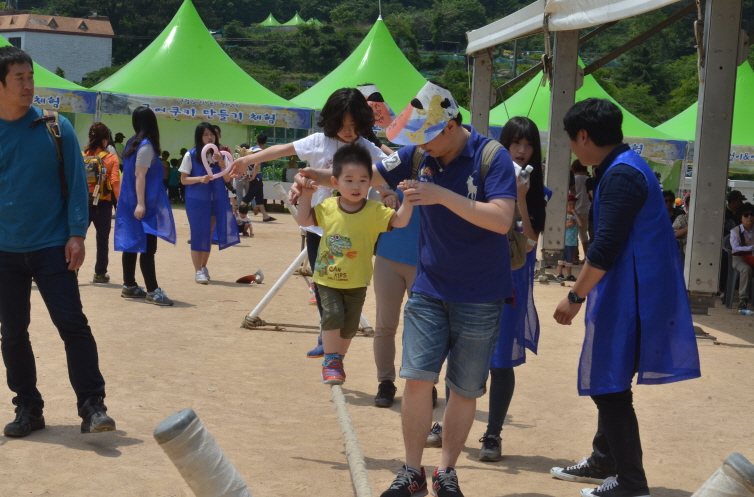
top-left (567, 290), bottom-right (586, 304)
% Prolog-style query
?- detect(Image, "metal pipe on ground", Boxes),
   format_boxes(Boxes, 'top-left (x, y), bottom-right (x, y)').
top-left (154, 409), bottom-right (253, 497)
top-left (692, 453), bottom-right (754, 497)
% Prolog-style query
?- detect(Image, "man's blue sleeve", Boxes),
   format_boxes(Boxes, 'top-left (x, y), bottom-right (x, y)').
top-left (375, 146), bottom-right (415, 190)
top-left (483, 147), bottom-right (517, 201)
top-left (61, 116), bottom-right (89, 238)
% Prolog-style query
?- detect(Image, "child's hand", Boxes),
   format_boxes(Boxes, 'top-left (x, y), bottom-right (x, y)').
top-left (200, 175), bottom-right (211, 184)
top-left (134, 203), bottom-right (146, 220)
top-left (212, 152), bottom-right (222, 163)
top-left (381, 191), bottom-right (399, 208)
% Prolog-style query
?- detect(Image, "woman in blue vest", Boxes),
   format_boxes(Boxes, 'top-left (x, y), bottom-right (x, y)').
top-left (114, 106), bottom-right (176, 306)
top-left (179, 122), bottom-right (239, 284)
top-left (479, 117), bottom-right (548, 461)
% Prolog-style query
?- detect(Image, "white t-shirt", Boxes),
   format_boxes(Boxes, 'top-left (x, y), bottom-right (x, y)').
top-left (293, 133), bottom-right (386, 235)
top-left (236, 214), bottom-right (252, 226)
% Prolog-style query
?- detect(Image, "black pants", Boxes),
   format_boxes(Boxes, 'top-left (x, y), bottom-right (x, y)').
top-left (0, 246), bottom-right (106, 409)
top-left (306, 231), bottom-right (323, 317)
top-left (88, 200), bottom-right (112, 275)
top-left (486, 367), bottom-right (515, 437)
top-left (588, 388), bottom-right (649, 491)
top-left (122, 234), bottom-right (159, 292)
top-left (242, 179), bottom-right (264, 205)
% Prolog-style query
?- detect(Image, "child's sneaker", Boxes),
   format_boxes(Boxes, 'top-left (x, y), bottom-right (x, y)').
top-left (580, 476), bottom-right (651, 497)
top-left (566, 275), bottom-right (577, 282)
top-left (478, 433), bottom-right (502, 461)
top-left (306, 336), bottom-right (324, 358)
top-left (92, 273), bottom-right (110, 283)
top-left (201, 266), bottom-right (211, 281)
top-left (381, 465), bottom-right (427, 497)
top-left (431, 467), bottom-right (463, 496)
top-left (551, 457), bottom-right (614, 484)
top-left (557, 274), bottom-right (566, 281)
top-left (121, 285), bottom-right (147, 298)
top-left (322, 358), bottom-right (345, 385)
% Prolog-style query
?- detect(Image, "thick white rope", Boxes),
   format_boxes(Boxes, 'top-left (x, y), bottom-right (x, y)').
top-left (330, 385), bottom-right (374, 497)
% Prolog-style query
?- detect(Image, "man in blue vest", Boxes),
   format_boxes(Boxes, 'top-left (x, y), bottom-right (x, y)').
top-left (551, 98), bottom-right (701, 497)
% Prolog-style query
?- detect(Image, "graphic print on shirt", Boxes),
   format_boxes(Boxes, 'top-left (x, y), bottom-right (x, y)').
top-left (467, 172), bottom-right (478, 200)
top-left (418, 163), bottom-right (435, 183)
top-left (315, 234), bottom-right (357, 280)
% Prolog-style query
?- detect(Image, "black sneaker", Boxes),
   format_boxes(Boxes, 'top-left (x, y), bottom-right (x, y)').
top-left (431, 467), bottom-right (463, 496)
top-left (375, 380), bottom-right (397, 408)
top-left (551, 457), bottom-right (614, 484)
top-left (580, 476), bottom-right (651, 497)
top-left (432, 386), bottom-right (438, 409)
top-left (3, 404), bottom-right (45, 437)
top-left (738, 299), bottom-right (748, 311)
top-left (121, 285), bottom-right (147, 298)
top-left (478, 433), bottom-right (502, 462)
top-left (79, 396), bottom-right (116, 434)
top-left (381, 465), bottom-right (428, 497)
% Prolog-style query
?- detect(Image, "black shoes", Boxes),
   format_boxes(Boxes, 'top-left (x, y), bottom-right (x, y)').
top-left (381, 465), bottom-right (428, 497)
top-left (3, 404), bottom-right (45, 437)
top-left (478, 433), bottom-right (502, 461)
top-left (79, 396), bottom-right (116, 434)
top-left (375, 380), bottom-right (397, 408)
top-left (551, 457), bottom-right (615, 484)
top-left (431, 467), bottom-right (464, 496)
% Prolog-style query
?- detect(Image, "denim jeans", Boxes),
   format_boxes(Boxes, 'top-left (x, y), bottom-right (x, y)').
top-left (400, 292), bottom-right (504, 398)
top-left (0, 246), bottom-right (106, 409)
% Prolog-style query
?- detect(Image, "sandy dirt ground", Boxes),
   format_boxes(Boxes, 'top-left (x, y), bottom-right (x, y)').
top-left (1, 207), bottom-right (752, 497)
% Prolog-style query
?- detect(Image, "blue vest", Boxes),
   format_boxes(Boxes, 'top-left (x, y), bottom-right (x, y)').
top-left (114, 138), bottom-right (176, 253)
top-left (185, 148), bottom-right (239, 250)
top-left (578, 149), bottom-right (700, 396)
top-left (491, 186), bottom-right (552, 369)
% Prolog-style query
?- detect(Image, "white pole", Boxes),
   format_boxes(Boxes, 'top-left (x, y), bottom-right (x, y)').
top-left (246, 248), bottom-right (308, 320)
top-left (273, 182), bottom-right (297, 216)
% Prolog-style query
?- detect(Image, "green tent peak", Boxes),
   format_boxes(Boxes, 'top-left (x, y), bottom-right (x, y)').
top-left (282, 12), bottom-right (306, 26)
top-left (93, 0), bottom-right (291, 107)
top-left (656, 61), bottom-right (754, 146)
top-left (0, 36), bottom-right (86, 90)
top-left (290, 19), bottom-right (479, 124)
top-left (259, 14), bottom-right (281, 27)
top-left (490, 63), bottom-right (672, 140)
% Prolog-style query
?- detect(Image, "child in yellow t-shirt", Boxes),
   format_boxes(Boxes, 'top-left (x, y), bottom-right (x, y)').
top-left (297, 142), bottom-right (414, 385)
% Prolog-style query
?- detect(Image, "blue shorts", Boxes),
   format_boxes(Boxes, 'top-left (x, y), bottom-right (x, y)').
top-left (562, 245), bottom-right (577, 263)
top-left (400, 292), bottom-right (505, 399)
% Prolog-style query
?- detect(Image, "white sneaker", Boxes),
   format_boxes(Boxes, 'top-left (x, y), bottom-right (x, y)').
top-left (201, 266), bottom-right (210, 281)
top-left (195, 270), bottom-right (209, 284)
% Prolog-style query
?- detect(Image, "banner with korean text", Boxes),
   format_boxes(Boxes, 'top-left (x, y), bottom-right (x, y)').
top-left (100, 92), bottom-right (312, 130)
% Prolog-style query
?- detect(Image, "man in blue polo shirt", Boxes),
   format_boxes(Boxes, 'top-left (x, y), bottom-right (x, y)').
top-left (0, 47), bottom-right (115, 438)
top-left (290, 82), bottom-right (517, 497)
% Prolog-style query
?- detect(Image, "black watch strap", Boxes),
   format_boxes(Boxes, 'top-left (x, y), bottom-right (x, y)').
top-left (568, 290), bottom-right (586, 304)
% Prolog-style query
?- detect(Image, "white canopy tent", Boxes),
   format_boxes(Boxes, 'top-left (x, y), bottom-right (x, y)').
top-left (466, 0), bottom-right (683, 54)
top-left (466, 0), bottom-right (747, 312)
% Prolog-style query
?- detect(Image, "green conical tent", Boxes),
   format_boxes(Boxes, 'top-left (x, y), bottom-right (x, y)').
top-left (490, 64), bottom-right (672, 140)
top-left (282, 12), bottom-right (306, 26)
top-left (0, 35), bottom-right (86, 90)
top-left (290, 19), bottom-right (480, 124)
top-left (308, 18), bottom-right (323, 26)
top-left (259, 13), bottom-right (281, 27)
top-left (656, 61), bottom-right (754, 146)
top-left (93, 0), bottom-right (291, 107)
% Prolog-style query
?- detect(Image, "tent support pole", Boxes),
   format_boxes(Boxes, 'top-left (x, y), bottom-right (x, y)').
top-left (684, 0), bottom-right (743, 313)
top-left (541, 30), bottom-right (580, 264)
top-left (470, 50), bottom-right (493, 138)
